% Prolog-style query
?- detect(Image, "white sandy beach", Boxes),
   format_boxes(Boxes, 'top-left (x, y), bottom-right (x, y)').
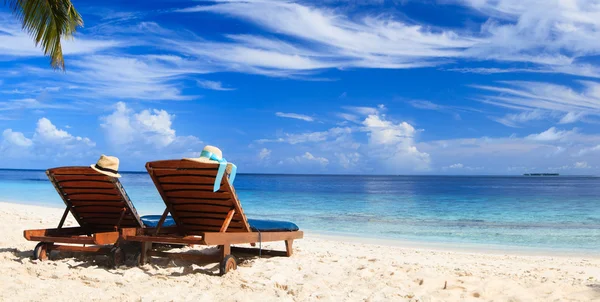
top-left (1, 202), bottom-right (599, 302)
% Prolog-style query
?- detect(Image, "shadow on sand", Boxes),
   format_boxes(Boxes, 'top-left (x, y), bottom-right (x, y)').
top-left (0, 247), bottom-right (32, 261)
top-left (587, 283), bottom-right (600, 293)
top-left (1, 246), bottom-right (120, 269)
top-left (1, 246), bottom-right (273, 277)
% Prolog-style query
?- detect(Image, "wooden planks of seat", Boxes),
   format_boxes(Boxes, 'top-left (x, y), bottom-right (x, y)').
top-left (48, 167), bottom-right (143, 231)
top-left (146, 160), bottom-right (252, 234)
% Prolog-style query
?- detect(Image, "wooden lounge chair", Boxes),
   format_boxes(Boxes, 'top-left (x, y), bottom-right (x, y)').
top-left (120, 160), bottom-right (304, 275)
top-left (23, 167), bottom-right (144, 267)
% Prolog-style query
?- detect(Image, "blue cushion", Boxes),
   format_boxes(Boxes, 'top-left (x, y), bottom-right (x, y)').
top-left (141, 215), bottom-right (299, 232)
top-left (141, 215), bottom-right (176, 228)
top-left (247, 219), bottom-right (299, 232)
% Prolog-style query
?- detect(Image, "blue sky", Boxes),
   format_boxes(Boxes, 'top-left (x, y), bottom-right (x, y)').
top-left (1, 0), bottom-right (600, 174)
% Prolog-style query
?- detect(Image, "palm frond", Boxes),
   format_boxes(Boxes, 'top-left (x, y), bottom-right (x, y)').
top-left (6, 0), bottom-right (83, 70)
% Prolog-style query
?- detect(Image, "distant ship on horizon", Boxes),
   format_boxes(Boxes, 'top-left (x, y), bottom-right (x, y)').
top-left (523, 173), bottom-right (560, 176)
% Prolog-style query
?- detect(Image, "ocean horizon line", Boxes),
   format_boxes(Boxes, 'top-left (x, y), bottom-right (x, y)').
top-left (0, 168), bottom-right (597, 177)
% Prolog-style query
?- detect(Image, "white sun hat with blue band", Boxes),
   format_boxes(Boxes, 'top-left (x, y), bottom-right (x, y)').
top-left (184, 145), bottom-right (237, 192)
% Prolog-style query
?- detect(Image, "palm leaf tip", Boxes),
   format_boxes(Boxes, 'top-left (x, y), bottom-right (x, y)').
top-left (6, 0), bottom-right (83, 70)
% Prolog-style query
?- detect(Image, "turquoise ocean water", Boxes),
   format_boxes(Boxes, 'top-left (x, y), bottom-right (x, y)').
top-left (1, 169), bottom-right (599, 252)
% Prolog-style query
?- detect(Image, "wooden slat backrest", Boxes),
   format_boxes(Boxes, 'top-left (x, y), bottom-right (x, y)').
top-left (47, 167), bottom-right (144, 232)
top-left (146, 160), bottom-right (252, 235)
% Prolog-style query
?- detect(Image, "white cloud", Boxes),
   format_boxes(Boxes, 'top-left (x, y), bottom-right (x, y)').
top-left (2, 129), bottom-right (32, 147)
top-left (335, 152), bottom-right (360, 169)
top-left (34, 118), bottom-right (74, 143)
top-left (100, 102), bottom-right (201, 150)
top-left (442, 163), bottom-right (484, 172)
top-left (525, 127), bottom-right (576, 142)
top-left (175, 1), bottom-right (478, 72)
top-left (4, 0), bottom-right (600, 100)
top-left (344, 106), bottom-right (384, 116)
top-left (100, 102), bottom-right (136, 146)
top-left (257, 105), bottom-right (429, 172)
top-left (408, 100), bottom-right (446, 111)
top-left (447, 65), bottom-right (600, 78)
top-left (461, 0), bottom-right (600, 59)
top-left (258, 148), bottom-right (271, 160)
top-left (363, 114), bottom-right (415, 145)
top-left (574, 161), bottom-right (589, 169)
top-left (335, 112), bottom-right (360, 123)
top-left (275, 112), bottom-right (314, 122)
top-left (0, 118), bottom-right (95, 159)
top-left (408, 100), bottom-right (479, 120)
top-left (475, 81), bottom-right (600, 113)
top-left (134, 109), bottom-right (177, 148)
top-left (65, 55), bottom-right (204, 101)
top-left (33, 118), bottom-right (95, 147)
top-left (295, 152), bottom-right (329, 166)
top-left (0, 98), bottom-right (75, 113)
top-left (197, 80), bottom-right (235, 91)
top-left (417, 123), bottom-right (600, 173)
top-left (475, 81), bottom-right (600, 125)
top-left (362, 113), bottom-right (431, 171)
top-left (559, 112), bottom-right (586, 124)
top-left (5, 0), bottom-right (600, 111)
top-left (492, 110), bottom-right (547, 128)
top-left (9, 55), bottom-right (207, 102)
top-left (169, 0), bottom-right (600, 78)
top-left (257, 127), bottom-right (351, 144)
top-left (446, 67), bottom-right (542, 74)
top-left (574, 145), bottom-right (600, 157)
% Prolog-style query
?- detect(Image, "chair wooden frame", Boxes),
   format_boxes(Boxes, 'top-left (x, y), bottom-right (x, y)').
top-left (23, 167), bottom-right (144, 265)
top-left (121, 160), bottom-right (303, 274)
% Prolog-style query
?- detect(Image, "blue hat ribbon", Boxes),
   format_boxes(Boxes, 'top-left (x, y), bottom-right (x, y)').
top-left (199, 150), bottom-right (237, 192)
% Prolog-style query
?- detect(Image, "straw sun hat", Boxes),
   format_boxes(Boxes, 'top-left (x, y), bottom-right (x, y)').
top-left (90, 155), bottom-right (121, 178)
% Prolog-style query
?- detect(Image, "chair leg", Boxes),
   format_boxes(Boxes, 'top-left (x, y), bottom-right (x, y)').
top-left (219, 244), bottom-right (231, 260)
top-left (140, 242), bottom-right (152, 265)
top-left (285, 240), bottom-right (293, 257)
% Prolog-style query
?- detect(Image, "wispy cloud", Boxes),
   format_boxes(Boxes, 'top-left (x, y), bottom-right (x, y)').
top-left (4, 0), bottom-right (600, 107)
top-left (258, 148), bottom-right (271, 160)
top-left (574, 144), bottom-right (600, 157)
top-left (407, 100), bottom-right (480, 120)
top-left (525, 127), bottom-right (576, 142)
top-left (170, 0), bottom-right (600, 78)
top-left (446, 65), bottom-right (600, 78)
top-left (6, 55), bottom-right (206, 101)
top-left (256, 127), bottom-right (351, 144)
top-left (343, 105), bottom-right (385, 116)
top-left (294, 152), bottom-right (329, 166)
top-left (559, 112), bottom-right (586, 124)
top-left (197, 80), bottom-right (236, 91)
top-left (275, 112), bottom-right (314, 122)
top-left (175, 0), bottom-right (478, 71)
top-left (490, 110), bottom-right (547, 128)
top-left (475, 81), bottom-right (600, 126)
top-left (0, 98), bottom-right (75, 112)
top-left (458, 0), bottom-right (600, 76)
